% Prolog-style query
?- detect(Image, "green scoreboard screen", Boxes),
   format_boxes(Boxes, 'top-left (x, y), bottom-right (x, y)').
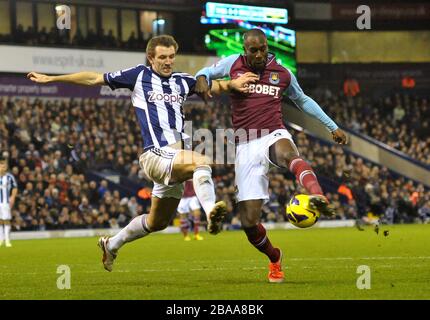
top-left (201, 2), bottom-right (296, 74)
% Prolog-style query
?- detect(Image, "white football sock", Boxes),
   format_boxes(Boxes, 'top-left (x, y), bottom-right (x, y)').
top-left (0, 225), bottom-right (4, 242)
top-left (4, 224), bottom-right (11, 243)
top-left (108, 214), bottom-right (151, 253)
top-left (193, 165), bottom-right (216, 218)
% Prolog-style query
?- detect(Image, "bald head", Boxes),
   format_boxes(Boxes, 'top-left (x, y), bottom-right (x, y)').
top-left (243, 29), bottom-right (267, 42)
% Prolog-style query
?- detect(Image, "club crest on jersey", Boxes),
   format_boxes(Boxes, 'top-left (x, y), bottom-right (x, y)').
top-left (269, 72), bottom-right (280, 84)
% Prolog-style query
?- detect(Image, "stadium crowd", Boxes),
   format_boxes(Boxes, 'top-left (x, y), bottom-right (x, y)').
top-left (310, 89), bottom-right (430, 165)
top-left (0, 26), bottom-right (209, 53)
top-left (0, 96), bottom-right (429, 232)
top-left (0, 26), bottom-right (148, 51)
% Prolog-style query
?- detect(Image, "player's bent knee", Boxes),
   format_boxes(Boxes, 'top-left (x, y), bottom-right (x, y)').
top-left (278, 152), bottom-right (299, 168)
top-left (193, 154), bottom-right (212, 168)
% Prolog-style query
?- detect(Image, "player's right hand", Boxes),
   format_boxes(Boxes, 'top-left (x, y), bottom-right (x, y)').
top-left (230, 72), bottom-right (259, 93)
top-left (332, 128), bottom-right (348, 145)
top-left (195, 75), bottom-right (212, 103)
top-left (27, 72), bottom-right (51, 84)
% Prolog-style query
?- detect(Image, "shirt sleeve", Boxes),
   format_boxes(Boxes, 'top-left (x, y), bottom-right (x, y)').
top-left (9, 174), bottom-right (17, 190)
top-left (286, 70), bottom-right (338, 132)
top-left (103, 64), bottom-right (145, 91)
top-left (195, 54), bottom-right (240, 86)
top-left (182, 74), bottom-right (197, 96)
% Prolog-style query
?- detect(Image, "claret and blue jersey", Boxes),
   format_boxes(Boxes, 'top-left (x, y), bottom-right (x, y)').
top-left (104, 65), bottom-right (196, 151)
top-left (195, 53), bottom-right (338, 135)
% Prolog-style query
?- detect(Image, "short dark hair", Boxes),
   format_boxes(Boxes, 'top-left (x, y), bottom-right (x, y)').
top-left (243, 28), bottom-right (267, 41)
top-left (0, 155), bottom-right (6, 162)
top-left (146, 35), bottom-right (179, 58)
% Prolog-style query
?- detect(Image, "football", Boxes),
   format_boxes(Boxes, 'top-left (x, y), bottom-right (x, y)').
top-left (286, 194), bottom-right (320, 228)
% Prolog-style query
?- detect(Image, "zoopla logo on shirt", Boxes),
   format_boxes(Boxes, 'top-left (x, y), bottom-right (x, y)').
top-left (148, 91), bottom-right (184, 104)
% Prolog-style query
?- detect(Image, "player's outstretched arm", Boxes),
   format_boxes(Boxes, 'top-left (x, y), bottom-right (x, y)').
top-left (9, 187), bottom-right (18, 210)
top-left (195, 54), bottom-right (240, 102)
top-left (286, 70), bottom-right (348, 145)
top-left (27, 71), bottom-right (105, 86)
top-left (210, 72), bottom-right (258, 95)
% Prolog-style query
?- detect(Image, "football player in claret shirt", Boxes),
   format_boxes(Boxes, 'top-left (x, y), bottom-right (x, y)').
top-left (195, 29), bottom-right (347, 283)
top-left (177, 180), bottom-right (203, 241)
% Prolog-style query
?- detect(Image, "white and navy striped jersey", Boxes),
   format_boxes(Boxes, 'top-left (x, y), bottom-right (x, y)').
top-left (104, 65), bottom-right (196, 151)
top-left (0, 173), bottom-right (17, 205)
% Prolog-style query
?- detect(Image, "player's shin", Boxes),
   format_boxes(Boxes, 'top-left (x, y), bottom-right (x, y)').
top-left (180, 216), bottom-right (189, 236)
top-left (0, 225), bottom-right (4, 244)
top-left (108, 214), bottom-right (151, 253)
top-left (243, 223), bottom-right (280, 263)
top-left (4, 224), bottom-right (11, 244)
top-left (288, 157), bottom-right (323, 196)
top-left (193, 215), bottom-right (200, 236)
top-left (192, 165), bottom-right (216, 217)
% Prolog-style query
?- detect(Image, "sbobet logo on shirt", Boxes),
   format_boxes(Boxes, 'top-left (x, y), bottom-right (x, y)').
top-left (148, 91), bottom-right (184, 105)
top-left (247, 84), bottom-right (281, 98)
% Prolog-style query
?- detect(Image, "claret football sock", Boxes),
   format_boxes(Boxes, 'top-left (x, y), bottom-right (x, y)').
top-left (193, 215), bottom-right (201, 236)
top-left (180, 217), bottom-right (189, 237)
top-left (288, 157), bottom-right (323, 196)
top-left (108, 214), bottom-right (151, 253)
top-left (243, 223), bottom-right (280, 263)
top-left (192, 165), bottom-right (216, 217)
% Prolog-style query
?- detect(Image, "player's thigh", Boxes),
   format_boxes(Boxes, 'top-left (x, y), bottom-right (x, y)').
top-left (238, 200), bottom-right (264, 228)
top-left (235, 142), bottom-right (270, 204)
top-left (171, 150), bottom-right (212, 183)
top-left (139, 147), bottom-right (180, 185)
top-left (268, 137), bottom-right (299, 168)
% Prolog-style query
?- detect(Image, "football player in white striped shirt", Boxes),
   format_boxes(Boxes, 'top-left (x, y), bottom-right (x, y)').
top-left (0, 156), bottom-right (18, 247)
top-left (27, 35), bottom-right (258, 271)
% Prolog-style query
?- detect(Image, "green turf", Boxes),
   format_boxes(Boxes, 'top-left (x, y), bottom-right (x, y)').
top-left (0, 224), bottom-right (429, 300)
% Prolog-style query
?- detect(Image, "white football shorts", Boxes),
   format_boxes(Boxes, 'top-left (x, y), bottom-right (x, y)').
top-left (139, 146), bottom-right (184, 199)
top-left (235, 129), bottom-right (295, 204)
top-left (0, 204), bottom-right (11, 220)
top-left (177, 196), bottom-right (201, 214)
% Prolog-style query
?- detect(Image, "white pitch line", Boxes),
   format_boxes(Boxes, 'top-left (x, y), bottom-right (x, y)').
top-left (1, 261), bottom-right (430, 277)
top-left (1, 257), bottom-right (429, 277)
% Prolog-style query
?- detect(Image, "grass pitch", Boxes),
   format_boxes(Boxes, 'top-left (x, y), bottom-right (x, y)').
top-left (0, 224), bottom-right (429, 300)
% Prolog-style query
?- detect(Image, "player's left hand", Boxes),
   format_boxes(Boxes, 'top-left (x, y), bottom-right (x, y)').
top-left (332, 128), bottom-right (348, 145)
top-left (230, 72), bottom-right (259, 93)
top-left (195, 75), bottom-right (212, 103)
